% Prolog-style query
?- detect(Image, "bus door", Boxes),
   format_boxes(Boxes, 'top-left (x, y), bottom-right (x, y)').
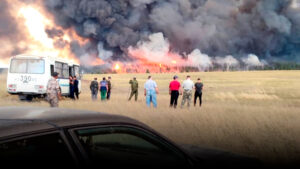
top-left (69, 66), bottom-right (74, 77)
top-left (73, 65), bottom-right (81, 93)
top-left (55, 62), bottom-right (70, 95)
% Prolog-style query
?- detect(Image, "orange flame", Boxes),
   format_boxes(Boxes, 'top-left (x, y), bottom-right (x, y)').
top-left (0, 0), bottom-right (82, 66)
top-left (0, 0), bottom-right (189, 72)
top-left (90, 58), bottom-right (104, 66)
top-left (114, 64), bottom-right (120, 70)
top-left (16, 6), bottom-right (81, 64)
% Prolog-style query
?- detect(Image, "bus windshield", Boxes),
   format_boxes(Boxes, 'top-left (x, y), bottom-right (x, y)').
top-left (10, 59), bottom-right (45, 74)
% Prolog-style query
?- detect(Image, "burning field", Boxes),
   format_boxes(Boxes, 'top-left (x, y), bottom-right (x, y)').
top-left (0, 70), bottom-right (300, 165)
top-left (1, 0), bottom-right (300, 71)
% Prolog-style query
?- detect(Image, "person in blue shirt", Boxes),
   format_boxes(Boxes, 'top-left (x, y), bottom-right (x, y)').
top-left (100, 77), bottom-right (108, 101)
top-left (144, 76), bottom-right (159, 108)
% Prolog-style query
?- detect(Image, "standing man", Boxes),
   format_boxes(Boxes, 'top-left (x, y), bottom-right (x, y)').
top-left (69, 76), bottom-right (75, 100)
top-left (169, 75), bottom-right (181, 108)
top-left (46, 72), bottom-right (61, 107)
top-left (144, 76), bottom-right (159, 108)
top-left (128, 77), bottom-right (139, 101)
top-left (100, 77), bottom-right (108, 101)
top-left (181, 75), bottom-right (194, 108)
top-left (74, 76), bottom-right (79, 100)
top-left (90, 77), bottom-right (99, 101)
top-left (194, 78), bottom-right (204, 107)
top-left (106, 76), bottom-right (112, 100)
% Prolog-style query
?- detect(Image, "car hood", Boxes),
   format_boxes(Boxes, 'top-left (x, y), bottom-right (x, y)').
top-left (180, 144), bottom-right (262, 168)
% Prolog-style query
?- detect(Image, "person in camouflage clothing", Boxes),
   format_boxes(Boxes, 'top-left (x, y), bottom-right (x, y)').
top-left (181, 75), bottom-right (194, 108)
top-left (46, 72), bottom-right (61, 107)
top-left (90, 77), bottom-right (99, 101)
top-left (128, 77), bottom-right (138, 101)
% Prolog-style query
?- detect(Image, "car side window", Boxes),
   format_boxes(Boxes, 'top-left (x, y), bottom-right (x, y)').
top-left (75, 126), bottom-right (188, 167)
top-left (0, 133), bottom-right (75, 167)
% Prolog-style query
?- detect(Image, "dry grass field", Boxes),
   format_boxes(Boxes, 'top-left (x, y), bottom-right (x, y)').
top-left (0, 70), bottom-right (300, 165)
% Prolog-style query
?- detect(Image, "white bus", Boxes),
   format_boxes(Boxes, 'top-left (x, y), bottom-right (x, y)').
top-left (7, 54), bottom-right (81, 100)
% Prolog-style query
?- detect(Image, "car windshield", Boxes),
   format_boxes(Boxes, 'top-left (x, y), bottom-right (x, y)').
top-left (10, 59), bottom-right (44, 74)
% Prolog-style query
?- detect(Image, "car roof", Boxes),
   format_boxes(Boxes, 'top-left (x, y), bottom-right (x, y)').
top-left (0, 107), bottom-right (149, 139)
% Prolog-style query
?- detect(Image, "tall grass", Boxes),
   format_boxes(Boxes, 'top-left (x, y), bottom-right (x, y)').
top-left (0, 71), bottom-right (300, 164)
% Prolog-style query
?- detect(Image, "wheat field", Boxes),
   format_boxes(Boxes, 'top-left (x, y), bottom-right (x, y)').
top-left (0, 71), bottom-right (300, 165)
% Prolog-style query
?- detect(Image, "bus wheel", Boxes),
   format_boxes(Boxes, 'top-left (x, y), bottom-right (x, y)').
top-left (26, 95), bottom-right (33, 101)
top-left (19, 95), bottom-right (33, 101)
top-left (18, 95), bottom-right (27, 100)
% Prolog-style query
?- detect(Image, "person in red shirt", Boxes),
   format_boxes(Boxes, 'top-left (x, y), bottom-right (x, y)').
top-left (169, 75), bottom-right (181, 108)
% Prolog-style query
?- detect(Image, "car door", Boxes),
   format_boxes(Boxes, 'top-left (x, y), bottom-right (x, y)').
top-left (0, 131), bottom-right (77, 168)
top-left (69, 124), bottom-right (192, 168)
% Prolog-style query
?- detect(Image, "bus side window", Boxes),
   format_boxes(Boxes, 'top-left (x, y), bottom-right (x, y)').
top-left (69, 67), bottom-right (74, 77)
top-left (50, 65), bottom-right (54, 76)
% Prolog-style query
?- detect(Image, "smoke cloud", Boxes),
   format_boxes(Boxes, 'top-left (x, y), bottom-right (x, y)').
top-left (215, 55), bottom-right (240, 71)
top-left (1, 0), bottom-right (300, 69)
top-left (0, 0), bottom-right (27, 60)
top-left (129, 32), bottom-right (180, 63)
top-left (242, 54), bottom-right (265, 67)
top-left (187, 49), bottom-right (212, 71)
top-left (42, 0), bottom-right (300, 62)
top-left (97, 42), bottom-right (113, 61)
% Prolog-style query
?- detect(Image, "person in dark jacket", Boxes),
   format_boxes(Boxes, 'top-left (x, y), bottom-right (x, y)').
top-left (90, 78), bottom-right (99, 101)
top-left (69, 76), bottom-right (75, 100)
top-left (106, 76), bottom-right (112, 100)
top-left (194, 78), bottom-right (204, 107)
top-left (74, 76), bottom-right (79, 99)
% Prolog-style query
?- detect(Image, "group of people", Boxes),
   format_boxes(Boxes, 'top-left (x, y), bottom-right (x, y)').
top-left (69, 76), bottom-right (79, 100)
top-left (46, 71), bottom-right (203, 108)
top-left (128, 75), bottom-right (203, 108)
top-left (89, 77), bottom-right (112, 101)
top-left (46, 72), bottom-right (81, 107)
top-left (169, 75), bottom-right (203, 108)
top-left (130, 75), bottom-right (203, 108)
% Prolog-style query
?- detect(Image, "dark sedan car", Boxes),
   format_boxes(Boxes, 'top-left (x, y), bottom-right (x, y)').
top-left (0, 107), bottom-right (260, 168)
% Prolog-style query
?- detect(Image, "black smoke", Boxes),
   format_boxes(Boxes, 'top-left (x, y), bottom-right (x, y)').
top-left (42, 0), bottom-right (300, 63)
top-left (2, 0), bottom-right (299, 64)
top-left (0, 0), bottom-right (28, 57)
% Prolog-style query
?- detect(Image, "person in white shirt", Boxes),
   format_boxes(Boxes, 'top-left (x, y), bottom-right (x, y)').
top-left (144, 76), bottom-right (159, 108)
top-left (181, 75), bottom-right (194, 108)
